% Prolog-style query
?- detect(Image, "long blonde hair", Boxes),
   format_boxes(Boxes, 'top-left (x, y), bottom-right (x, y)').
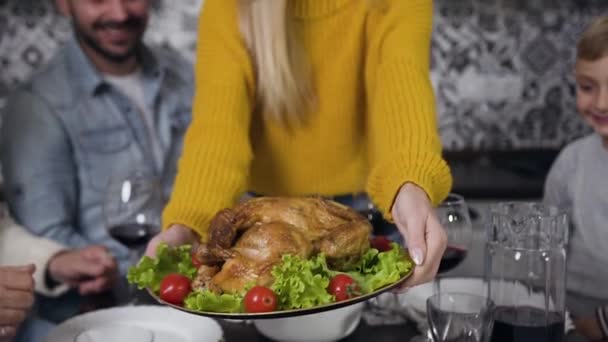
top-left (238, 0), bottom-right (384, 124)
top-left (238, 0), bottom-right (312, 124)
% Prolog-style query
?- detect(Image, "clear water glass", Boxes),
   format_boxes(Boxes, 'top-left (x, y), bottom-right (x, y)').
top-left (427, 292), bottom-right (495, 342)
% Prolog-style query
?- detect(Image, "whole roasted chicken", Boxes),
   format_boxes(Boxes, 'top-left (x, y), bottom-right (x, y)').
top-left (193, 197), bottom-right (372, 294)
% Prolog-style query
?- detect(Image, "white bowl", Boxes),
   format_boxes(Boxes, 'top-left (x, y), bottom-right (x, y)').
top-left (253, 303), bottom-right (365, 342)
top-left (74, 325), bottom-right (153, 342)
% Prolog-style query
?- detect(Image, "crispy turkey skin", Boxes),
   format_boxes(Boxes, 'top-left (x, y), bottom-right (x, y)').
top-left (194, 197), bottom-right (372, 294)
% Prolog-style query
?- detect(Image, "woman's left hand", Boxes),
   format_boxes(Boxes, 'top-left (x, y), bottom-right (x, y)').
top-left (391, 183), bottom-right (447, 289)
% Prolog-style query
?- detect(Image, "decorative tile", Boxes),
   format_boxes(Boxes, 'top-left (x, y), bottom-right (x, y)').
top-left (521, 36), bottom-right (559, 76)
top-left (0, 0), bottom-right (605, 150)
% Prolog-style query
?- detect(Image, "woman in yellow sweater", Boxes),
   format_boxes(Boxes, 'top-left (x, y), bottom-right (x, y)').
top-left (146, 0), bottom-right (452, 288)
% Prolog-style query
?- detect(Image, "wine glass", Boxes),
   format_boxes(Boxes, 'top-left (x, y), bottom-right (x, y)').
top-left (411, 193), bottom-right (474, 341)
top-left (436, 193), bottom-right (473, 280)
top-left (427, 292), bottom-right (495, 342)
top-left (104, 170), bottom-right (164, 302)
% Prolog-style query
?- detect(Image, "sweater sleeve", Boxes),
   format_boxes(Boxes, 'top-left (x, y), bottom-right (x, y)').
top-left (365, 0), bottom-right (452, 218)
top-left (162, 0), bottom-right (255, 239)
top-left (0, 213), bottom-right (69, 297)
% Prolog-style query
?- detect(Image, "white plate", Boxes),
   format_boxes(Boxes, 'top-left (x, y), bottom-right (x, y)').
top-left (45, 305), bottom-right (223, 342)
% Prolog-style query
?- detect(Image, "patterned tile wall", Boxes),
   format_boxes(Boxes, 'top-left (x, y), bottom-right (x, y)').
top-left (0, 0), bottom-right (606, 150)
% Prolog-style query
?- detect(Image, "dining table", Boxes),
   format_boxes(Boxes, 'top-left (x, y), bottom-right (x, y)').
top-left (75, 199), bottom-right (587, 342)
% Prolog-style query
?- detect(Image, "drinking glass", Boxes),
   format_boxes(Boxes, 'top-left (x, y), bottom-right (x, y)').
top-left (104, 171), bottom-right (163, 257)
top-left (436, 193), bottom-right (473, 276)
top-left (411, 194), bottom-right (474, 341)
top-left (427, 292), bottom-right (495, 342)
top-left (104, 170), bottom-right (164, 302)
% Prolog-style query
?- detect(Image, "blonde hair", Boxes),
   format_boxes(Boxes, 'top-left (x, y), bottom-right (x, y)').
top-left (238, 0), bottom-right (384, 124)
top-left (238, 0), bottom-right (312, 124)
top-left (577, 15), bottom-right (608, 61)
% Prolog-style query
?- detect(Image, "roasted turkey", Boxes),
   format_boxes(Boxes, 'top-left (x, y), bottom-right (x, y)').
top-left (192, 197), bottom-right (372, 294)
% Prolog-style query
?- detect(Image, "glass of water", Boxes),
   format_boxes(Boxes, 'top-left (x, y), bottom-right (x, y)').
top-left (427, 292), bottom-right (495, 342)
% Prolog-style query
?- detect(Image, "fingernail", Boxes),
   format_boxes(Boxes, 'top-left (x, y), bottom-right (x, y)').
top-left (411, 248), bottom-right (424, 266)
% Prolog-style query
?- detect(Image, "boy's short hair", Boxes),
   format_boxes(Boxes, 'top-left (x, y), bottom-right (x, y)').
top-left (578, 15), bottom-right (608, 61)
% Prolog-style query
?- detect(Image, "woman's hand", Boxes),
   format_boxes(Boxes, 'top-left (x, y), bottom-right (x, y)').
top-left (145, 224), bottom-right (200, 257)
top-left (0, 264), bottom-right (35, 340)
top-left (391, 183), bottom-right (447, 289)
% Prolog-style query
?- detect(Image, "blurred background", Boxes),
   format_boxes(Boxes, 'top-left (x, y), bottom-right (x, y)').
top-left (1, 0), bottom-right (607, 200)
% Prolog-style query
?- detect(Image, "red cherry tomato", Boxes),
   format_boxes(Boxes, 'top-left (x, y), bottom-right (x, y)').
top-left (191, 252), bottom-right (203, 268)
top-left (328, 274), bottom-right (361, 302)
top-left (159, 273), bottom-right (192, 306)
top-left (244, 286), bottom-right (278, 313)
top-left (371, 235), bottom-right (392, 252)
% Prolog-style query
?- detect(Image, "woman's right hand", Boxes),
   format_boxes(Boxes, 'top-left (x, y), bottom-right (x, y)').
top-left (0, 264), bottom-right (35, 340)
top-left (144, 224), bottom-right (200, 257)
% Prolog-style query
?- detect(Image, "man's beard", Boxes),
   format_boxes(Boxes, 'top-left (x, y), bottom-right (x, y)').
top-left (73, 16), bottom-right (146, 64)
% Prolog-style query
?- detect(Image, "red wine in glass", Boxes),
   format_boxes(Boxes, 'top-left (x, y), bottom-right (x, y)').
top-left (490, 306), bottom-right (565, 342)
top-left (108, 223), bottom-right (158, 250)
top-left (438, 245), bottom-right (468, 274)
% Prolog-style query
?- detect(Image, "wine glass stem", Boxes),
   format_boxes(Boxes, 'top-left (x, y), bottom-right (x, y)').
top-left (434, 276), bottom-right (441, 294)
top-left (127, 248), bottom-right (141, 305)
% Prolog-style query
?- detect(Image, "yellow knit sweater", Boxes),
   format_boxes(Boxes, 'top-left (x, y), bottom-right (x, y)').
top-left (163, 0), bottom-right (452, 238)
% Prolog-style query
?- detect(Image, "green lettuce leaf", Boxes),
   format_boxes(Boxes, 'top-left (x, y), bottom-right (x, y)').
top-left (270, 254), bottom-right (335, 310)
top-left (127, 241), bottom-right (413, 314)
top-left (348, 243), bottom-right (413, 291)
top-left (184, 289), bottom-right (243, 313)
top-left (127, 243), bottom-right (197, 292)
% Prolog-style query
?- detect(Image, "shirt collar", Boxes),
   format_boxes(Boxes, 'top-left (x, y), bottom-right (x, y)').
top-left (65, 37), bottom-right (165, 96)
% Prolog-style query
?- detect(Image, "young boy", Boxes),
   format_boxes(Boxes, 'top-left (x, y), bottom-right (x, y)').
top-left (543, 15), bottom-right (608, 341)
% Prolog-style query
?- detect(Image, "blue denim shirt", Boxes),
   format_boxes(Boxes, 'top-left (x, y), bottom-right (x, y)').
top-left (0, 39), bottom-right (193, 273)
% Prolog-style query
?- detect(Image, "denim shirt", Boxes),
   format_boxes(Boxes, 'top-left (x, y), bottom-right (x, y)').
top-left (0, 39), bottom-right (194, 273)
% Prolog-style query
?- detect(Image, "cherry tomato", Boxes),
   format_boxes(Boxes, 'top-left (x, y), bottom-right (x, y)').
top-left (244, 286), bottom-right (278, 313)
top-left (328, 274), bottom-right (361, 301)
top-left (191, 252), bottom-right (203, 268)
top-left (371, 235), bottom-right (392, 252)
top-left (159, 273), bottom-right (192, 306)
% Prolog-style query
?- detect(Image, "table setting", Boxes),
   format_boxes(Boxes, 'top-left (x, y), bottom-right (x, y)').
top-left (42, 186), bottom-right (586, 342)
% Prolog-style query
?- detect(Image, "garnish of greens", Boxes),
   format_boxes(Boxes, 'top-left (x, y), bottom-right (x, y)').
top-left (128, 242), bottom-right (413, 313)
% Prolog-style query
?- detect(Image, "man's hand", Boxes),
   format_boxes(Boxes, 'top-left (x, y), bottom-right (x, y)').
top-left (391, 183), bottom-right (448, 289)
top-left (0, 265), bottom-right (35, 340)
top-left (47, 246), bottom-right (118, 295)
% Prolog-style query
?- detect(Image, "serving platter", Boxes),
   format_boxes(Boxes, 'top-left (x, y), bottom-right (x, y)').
top-left (147, 266), bottom-right (414, 320)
